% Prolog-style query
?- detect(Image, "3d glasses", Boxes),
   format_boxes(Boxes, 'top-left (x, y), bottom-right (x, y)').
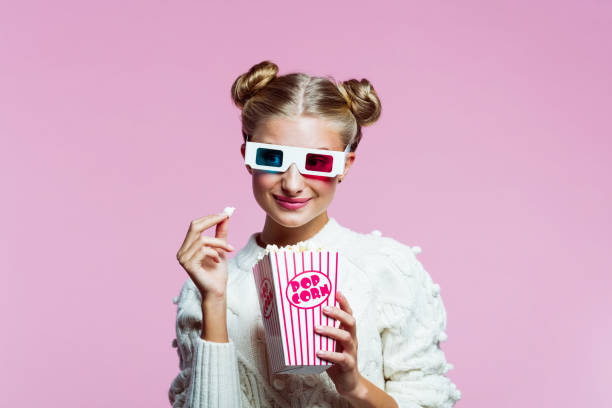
top-left (244, 141), bottom-right (350, 177)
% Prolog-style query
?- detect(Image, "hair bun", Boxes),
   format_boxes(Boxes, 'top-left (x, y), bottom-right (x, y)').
top-left (337, 78), bottom-right (382, 127)
top-left (230, 60), bottom-right (279, 108)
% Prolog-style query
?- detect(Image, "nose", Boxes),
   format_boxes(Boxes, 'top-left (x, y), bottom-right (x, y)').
top-left (281, 163), bottom-right (305, 194)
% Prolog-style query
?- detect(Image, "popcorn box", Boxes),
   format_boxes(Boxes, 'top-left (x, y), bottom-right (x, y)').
top-left (253, 247), bottom-right (341, 375)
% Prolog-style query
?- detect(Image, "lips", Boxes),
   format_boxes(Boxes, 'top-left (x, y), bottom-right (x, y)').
top-left (273, 195), bottom-right (312, 211)
top-left (273, 195), bottom-right (311, 203)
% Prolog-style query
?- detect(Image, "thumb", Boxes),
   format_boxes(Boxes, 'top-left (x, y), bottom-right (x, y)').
top-left (215, 207), bottom-right (234, 240)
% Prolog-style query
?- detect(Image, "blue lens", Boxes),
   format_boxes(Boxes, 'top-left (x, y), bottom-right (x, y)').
top-left (256, 148), bottom-right (283, 167)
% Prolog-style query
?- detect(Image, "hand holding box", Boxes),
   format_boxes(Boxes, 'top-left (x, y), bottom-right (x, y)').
top-left (253, 242), bottom-right (341, 375)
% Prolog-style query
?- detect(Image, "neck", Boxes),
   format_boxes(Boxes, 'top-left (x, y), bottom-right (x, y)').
top-left (256, 212), bottom-right (330, 249)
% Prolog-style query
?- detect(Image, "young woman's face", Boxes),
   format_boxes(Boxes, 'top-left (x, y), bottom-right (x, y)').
top-left (240, 116), bottom-right (356, 228)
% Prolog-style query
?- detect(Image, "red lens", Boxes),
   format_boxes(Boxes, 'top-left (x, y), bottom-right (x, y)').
top-left (305, 153), bottom-right (333, 172)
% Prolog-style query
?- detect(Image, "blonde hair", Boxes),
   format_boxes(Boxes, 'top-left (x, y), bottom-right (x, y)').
top-left (230, 60), bottom-right (382, 152)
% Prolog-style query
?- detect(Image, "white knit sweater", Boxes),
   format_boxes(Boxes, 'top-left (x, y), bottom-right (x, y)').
top-left (168, 217), bottom-right (462, 408)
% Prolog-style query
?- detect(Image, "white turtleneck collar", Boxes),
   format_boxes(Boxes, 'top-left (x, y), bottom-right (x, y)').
top-left (233, 216), bottom-right (346, 272)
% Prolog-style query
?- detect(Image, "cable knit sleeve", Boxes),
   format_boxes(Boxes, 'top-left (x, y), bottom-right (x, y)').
top-left (375, 241), bottom-right (462, 408)
top-left (168, 280), bottom-right (243, 408)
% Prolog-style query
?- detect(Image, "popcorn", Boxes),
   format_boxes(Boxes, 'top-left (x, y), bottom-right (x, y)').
top-left (222, 206), bottom-right (236, 217)
top-left (253, 242), bottom-right (341, 375)
top-left (256, 239), bottom-right (323, 261)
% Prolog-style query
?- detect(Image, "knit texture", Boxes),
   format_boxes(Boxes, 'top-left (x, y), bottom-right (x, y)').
top-left (168, 217), bottom-right (462, 407)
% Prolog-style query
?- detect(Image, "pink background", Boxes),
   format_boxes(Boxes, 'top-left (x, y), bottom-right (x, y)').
top-left (2, 1), bottom-right (610, 407)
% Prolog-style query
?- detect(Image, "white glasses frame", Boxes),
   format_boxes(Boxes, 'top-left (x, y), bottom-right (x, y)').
top-left (244, 141), bottom-right (351, 177)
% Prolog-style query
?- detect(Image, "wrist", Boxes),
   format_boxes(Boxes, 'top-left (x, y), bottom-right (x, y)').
top-left (200, 294), bottom-right (229, 342)
top-left (202, 290), bottom-right (226, 306)
top-left (342, 374), bottom-right (368, 401)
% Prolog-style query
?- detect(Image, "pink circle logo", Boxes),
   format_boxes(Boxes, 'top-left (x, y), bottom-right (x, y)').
top-left (285, 270), bottom-right (332, 309)
top-left (259, 278), bottom-right (273, 319)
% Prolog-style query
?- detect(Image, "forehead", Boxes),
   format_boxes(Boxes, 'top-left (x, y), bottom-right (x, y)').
top-left (251, 116), bottom-right (343, 150)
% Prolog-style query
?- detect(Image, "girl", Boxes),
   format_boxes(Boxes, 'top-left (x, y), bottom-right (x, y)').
top-left (169, 60), bottom-right (462, 408)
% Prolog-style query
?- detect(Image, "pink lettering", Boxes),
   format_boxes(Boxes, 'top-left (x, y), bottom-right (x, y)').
top-left (290, 281), bottom-right (300, 292)
top-left (310, 287), bottom-right (321, 299)
top-left (285, 271), bottom-right (333, 309)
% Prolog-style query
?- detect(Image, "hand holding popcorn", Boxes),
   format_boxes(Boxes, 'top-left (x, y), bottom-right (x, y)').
top-left (176, 207), bottom-right (236, 300)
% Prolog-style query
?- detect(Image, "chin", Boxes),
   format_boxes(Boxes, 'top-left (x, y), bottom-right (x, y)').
top-left (271, 211), bottom-right (313, 228)
top-left (267, 203), bottom-right (322, 227)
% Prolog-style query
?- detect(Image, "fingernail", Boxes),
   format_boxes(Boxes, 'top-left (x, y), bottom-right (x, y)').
top-left (228, 244), bottom-right (235, 250)
top-left (323, 306), bottom-right (330, 312)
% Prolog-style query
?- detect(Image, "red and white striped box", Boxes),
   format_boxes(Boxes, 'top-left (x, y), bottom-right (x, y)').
top-left (253, 248), bottom-right (341, 375)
